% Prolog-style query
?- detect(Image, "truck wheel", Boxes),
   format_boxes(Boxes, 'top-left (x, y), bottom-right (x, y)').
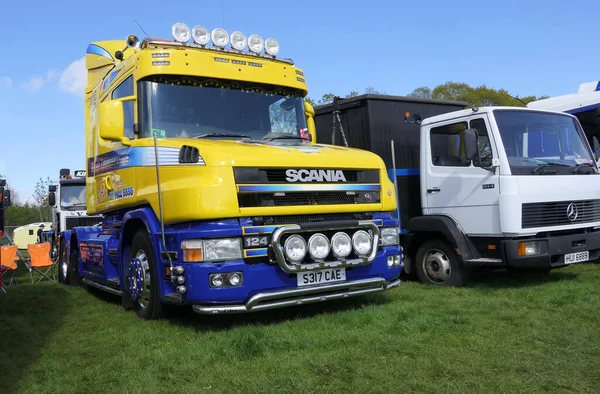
top-left (58, 240), bottom-right (70, 285)
top-left (128, 230), bottom-right (163, 320)
top-left (415, 238), bottom-right (469, 286)
top-left (69, 245), bottom-right (82, 287)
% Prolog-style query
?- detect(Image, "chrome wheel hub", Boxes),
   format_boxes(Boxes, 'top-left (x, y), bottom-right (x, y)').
top-left (128, 250), bottom-right (151, 308)
top-left (423, 249), bottom-right (451, 283)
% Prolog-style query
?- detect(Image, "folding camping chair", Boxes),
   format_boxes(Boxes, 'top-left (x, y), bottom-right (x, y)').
top-left (1, 245), bottom-right (19, 293)
top-left (26, 242), bottom-right (57, 283)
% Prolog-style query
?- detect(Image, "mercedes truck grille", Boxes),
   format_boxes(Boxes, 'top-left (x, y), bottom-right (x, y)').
top-left (522, 199), bottom-right (600, 228)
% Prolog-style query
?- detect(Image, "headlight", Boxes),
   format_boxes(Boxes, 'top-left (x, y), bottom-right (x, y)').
top-left (308, 233), bottom-right (330, 260)
top-left (352, 230), bottom-right (372, 257)
top-left (284, 235), bottom-right (307, 263)
top-left (181, 238), bottom-right (242, 262)
top-left (248, 34), bottom-right (264, 53)
top-left (230, 31), bottom-right (247, 51)
top-left (192, 25), bottom-right (210, 45)
top-left (264, 38), bottom-right (279, 56)
top-left (172, 22), bottom-right (191, 43)
top-left (211, 28), bottom-right (229, 48)
top-left (331, 232), bottom-right (352, 258)
top-left (381, 227), bottom-right (400, 246)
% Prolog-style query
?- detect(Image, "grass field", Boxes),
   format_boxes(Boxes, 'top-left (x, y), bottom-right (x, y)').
top-left (1, 263), bottom-right (600, 394)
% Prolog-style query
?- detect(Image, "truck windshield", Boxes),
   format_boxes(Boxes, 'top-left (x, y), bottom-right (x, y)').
top-left (494, 110), bottom-right (597, 175)
top-left (139, 76), bottom-right (308, 141)
top-left (60, 184), bottom-right (86, 210)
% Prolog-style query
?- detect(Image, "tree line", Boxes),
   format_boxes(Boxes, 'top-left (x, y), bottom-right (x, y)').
top-left (0, 175), bottom-right (55, 228)
top-left (306, 81), bottom-right (548, 108)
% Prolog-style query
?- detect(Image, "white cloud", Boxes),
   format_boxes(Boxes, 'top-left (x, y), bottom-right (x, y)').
top-left (22, 76), bottom-right (45, 92)
top-left (0, 76), bottom-right (11, 88)
top-left (58, 57), bottom-right (86, 96)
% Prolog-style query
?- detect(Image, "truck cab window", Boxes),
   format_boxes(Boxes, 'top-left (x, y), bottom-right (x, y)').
top-left (470, 118), bottom-right (493, 167)
top-left (111, 76), bottom-right (135, 139)
top-left (430, 121), bottom-right (470, 167)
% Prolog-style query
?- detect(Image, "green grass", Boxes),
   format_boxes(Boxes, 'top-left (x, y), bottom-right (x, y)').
top-left (2, 264), bottom-right (600, 394)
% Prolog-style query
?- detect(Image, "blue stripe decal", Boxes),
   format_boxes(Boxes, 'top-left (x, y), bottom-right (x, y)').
top-left (238, 184), bottom-right (380, 193)
top-left (86, 44), bottom-right (114, 61)
top-left (242, 219), bottom-right (384, 235)
top-left (387, 169), bottom-right (420, 181)
top-left (244, 248), bottom-right (268, 258)
top-left (88, 147), bottom-right (205, 175)
top-left (566, 103), bottom-right (600, 115)
top-left (596, 81), bottom-right (600, 92)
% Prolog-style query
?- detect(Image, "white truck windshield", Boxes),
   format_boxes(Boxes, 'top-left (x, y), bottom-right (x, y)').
top-left (494, 110), bottom-right (596, 175)
top-left (60, 184), bottom-right (86, 210)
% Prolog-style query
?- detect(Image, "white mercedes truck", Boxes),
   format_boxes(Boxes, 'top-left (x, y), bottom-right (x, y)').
top-left (315, 97), bottom-right (600, 286)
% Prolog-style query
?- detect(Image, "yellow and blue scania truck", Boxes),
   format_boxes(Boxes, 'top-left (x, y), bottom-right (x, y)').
top-left (61, 22), bottom-right (402, 319)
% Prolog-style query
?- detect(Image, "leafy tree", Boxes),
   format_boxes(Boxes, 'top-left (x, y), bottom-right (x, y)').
top-left (408, 81), bottom-right (549, 107)
top-left (32, 177), bottom-right (56, 222)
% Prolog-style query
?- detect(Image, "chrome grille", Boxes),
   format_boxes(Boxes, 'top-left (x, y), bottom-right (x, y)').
top-left (522, 199), bottom-right (600, 229)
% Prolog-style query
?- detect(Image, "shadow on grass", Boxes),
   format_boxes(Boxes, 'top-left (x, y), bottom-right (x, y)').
top-left (469, 267), bottom-right (579, 289)
top-left (0, 284), bottom-right (71, 394)
top-left (82, 283), bottom-right (393, 332)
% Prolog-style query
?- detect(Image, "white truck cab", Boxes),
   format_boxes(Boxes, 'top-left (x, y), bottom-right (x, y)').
top-left (403, 105), bottom-right (600, 285)
top-left (46, 169), bottom-right (101, 257)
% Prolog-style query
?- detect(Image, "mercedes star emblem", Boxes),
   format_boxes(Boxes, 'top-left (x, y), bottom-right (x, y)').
top-left (566, 203), bottom-right (578, 222)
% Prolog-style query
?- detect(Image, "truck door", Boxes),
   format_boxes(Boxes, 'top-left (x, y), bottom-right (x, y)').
top-left (422, 114), bottom-right (501, 236)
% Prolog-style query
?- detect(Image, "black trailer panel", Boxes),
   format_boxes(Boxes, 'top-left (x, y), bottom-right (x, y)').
top-left (314, 94), bottom-right (467, 225)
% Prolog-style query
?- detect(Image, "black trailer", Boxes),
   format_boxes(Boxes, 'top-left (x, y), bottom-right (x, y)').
top-left (314, 94), bottom-right (467, 227)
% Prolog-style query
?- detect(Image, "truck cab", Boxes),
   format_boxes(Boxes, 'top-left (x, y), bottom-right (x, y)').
top-left (405, 106), bottom-right (600, 285)
top-left (47, 169), bottom-right (101, 272)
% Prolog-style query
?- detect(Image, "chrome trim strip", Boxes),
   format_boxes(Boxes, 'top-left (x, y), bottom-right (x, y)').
top-left (192, 277), bottom-right (400, 315)
top-left (82, 278), bottom-right (123, 296)
top-left (271, 221), bottom-right (380, 273)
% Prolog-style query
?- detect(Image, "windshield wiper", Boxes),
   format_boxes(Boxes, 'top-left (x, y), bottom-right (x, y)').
top-left (193, 133), bottom-right (251, 139)
top-left (530, 161), bottom-right (571, 175)
top-left (262, 135), bottom-right (307, 142)
top-left (573, 162), bottom-right (596, 174)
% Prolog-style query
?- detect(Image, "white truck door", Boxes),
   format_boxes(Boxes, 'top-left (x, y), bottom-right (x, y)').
top-left (422, 114), bottom-right (501, 236)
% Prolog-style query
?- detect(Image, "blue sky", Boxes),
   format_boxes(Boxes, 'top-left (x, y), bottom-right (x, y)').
top-left (0, 0), bottom-right (598, 202)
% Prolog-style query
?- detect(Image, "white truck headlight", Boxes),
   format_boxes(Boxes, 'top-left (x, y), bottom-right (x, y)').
top-left (308, 233), bottom-right (330, 260)
top-left (352, 230), bottom-right (372, 257)
top-left (172, 22), bottom-right (191, 43)
top-left (381, 227), bottom-right (400, 246)
top-left (181, 238), bottom-right (242, 262)
top-left (284, 235), bottom-right (307, 263)
top-left (331, 232), bottom-right (352, 258)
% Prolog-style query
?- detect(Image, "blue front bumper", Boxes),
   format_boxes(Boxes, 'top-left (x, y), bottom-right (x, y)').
top-left (170, 245), bottom-right (401, 314)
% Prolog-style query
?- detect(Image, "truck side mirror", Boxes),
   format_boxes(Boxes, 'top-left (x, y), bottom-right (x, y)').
top-left (464, 128), bottom-right (479, 161)
top-left (99, 100), bottom-right (131, 146)
top-left (49, 191), bottom-right (56, 207)
top-left (3, 189), bottom-right (11, 207)
top-left (304, 101), bottom-right (317, 145)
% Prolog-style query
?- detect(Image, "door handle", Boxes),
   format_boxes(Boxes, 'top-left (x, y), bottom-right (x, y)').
top-left (427, 187), bottom-right (441, 194)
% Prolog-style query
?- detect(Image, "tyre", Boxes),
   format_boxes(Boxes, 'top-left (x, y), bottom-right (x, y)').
top-left (415, 238), bottom-right (469, 286)
top-left (58, 240), bottom-right (70, 285)
top-left (127, 230), bottom-right (163, 320)
top-left (69, 244), bottom-right (82, 287)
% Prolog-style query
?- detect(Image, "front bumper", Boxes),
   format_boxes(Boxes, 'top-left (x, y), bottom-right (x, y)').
top-left (193, 277), bottom-right (401, 314)
top-left (503, 229), bottom-right (600, 268)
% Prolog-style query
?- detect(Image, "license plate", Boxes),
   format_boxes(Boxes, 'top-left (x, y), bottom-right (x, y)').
top-left (564, 251), bottom-right (589, 264)
top-left (297, 268), bottom-right (346, 287)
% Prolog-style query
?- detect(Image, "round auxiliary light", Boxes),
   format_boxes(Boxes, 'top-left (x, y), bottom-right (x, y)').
top-left (284, 235), bottom-right (307, 263)
top-left (230, 31), bottom-right (247, 51)
top-left (352, 230), bottom-right (372, 257)
top-left (172, 22), bottom-right (191, 43)
top-left (264, 37), bottom-right (280, 56)
top-left (192, 25), bottom-right (210, 45)
top-left (229, 273), bottom-right (242, 286)
top-left (211, 274), bottom-right (224, 287)
top-left (211, 28), bottom-right (229, 48)
top-left (308, 233), bottom-right (330, 260)
top-left (331, 232), bottom-right (352, 259)
top-left (248, 34), bottom-right (264, 53)
top-left (176, 276), bottom-right (185, 284)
